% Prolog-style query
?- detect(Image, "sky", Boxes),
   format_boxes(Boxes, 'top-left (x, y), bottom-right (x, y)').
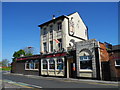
top-left (2, 2), bottom-right (118, 62)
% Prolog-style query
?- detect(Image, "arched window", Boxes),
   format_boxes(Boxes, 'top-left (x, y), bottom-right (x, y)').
top-left (25, 61), bottom-right (29, 69)
top-left (57, 59), bottom-right (63, 70)
top-left (49, 59), bottom-right (55, 69)
top-left (34, 60), bottom-right (39, 69)
top-left (42, 59), bottom-right (47, 69)
top-left (79, 50), bottom-right (92, 70)
top-left (29, 60), bottom-right (34, 69)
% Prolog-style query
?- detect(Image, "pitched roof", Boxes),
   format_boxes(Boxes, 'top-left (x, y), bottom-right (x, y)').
top-left (38, 15), bottom-right (67, 27)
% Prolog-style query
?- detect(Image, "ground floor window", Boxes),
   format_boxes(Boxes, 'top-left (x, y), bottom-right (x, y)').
top-left (115, 59), bottom-right (120, 66)
top-left (25, 60), bottom-right (39, 70)
top-left (42, 59), bottom-right (48, 69)
top-left (57, 59), bottom-right (63, 70)
top-left (80, 56), bottom-right (92, 70)
top-left (34, 60), bottom-right (39, 69)
top-left (29, 60), bottom-right (34, 69)
top-left (25, 61), bottom-right (29, 69)
top-left (49, 59), bottom-right (55, 69)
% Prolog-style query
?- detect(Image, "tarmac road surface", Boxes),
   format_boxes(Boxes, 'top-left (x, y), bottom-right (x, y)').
top-left (2, 72), bottom-right (120, 89)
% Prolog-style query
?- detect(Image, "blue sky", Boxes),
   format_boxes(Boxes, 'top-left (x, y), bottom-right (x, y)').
top-left (2, 2), bottom-right (118, 62)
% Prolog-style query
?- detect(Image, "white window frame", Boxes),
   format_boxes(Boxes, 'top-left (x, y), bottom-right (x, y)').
top-left (56, 58), bottom-right (64, 70)
top-left (79, 56), bottom-right (92, 71)
top-left (49, 59), bottom-right (55, 70)
top-left (29, 60), bottom-right (35, 70)
top-left (34, 60), bottom-right (39, 70)
top-left (58, 38), bottom-right (62, 51)
top-left (115, 59), bottom-right (120, 67)
top-left (25, 60), bottom-right (39, 70)
top-left (50, 41), bottom-right (53, 52)
top-left (43, 42), bottom-right (47, 52)
top-left (57, 22), bottom-right (62, 31)
top-left (42, 59), bottom-right (48, 70)
top-left (25, 61), bottom-right (30, 70)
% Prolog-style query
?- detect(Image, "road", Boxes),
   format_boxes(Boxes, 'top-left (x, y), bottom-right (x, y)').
top-left (2, 72), bottom-right (120, 89)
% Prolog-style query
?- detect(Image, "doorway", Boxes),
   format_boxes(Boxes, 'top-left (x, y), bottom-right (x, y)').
top-left (67, 58), bottom-right (75, 78)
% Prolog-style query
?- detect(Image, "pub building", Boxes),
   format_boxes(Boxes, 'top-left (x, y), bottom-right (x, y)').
top-left (11, 12), bottom-right (118, 80)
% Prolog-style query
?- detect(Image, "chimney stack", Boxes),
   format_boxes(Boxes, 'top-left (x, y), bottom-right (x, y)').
top-left (52, 15), bottom-right (55, 19)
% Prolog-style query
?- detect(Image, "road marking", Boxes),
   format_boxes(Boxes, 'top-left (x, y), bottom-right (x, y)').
top-left (3, 79), bottom-right (42, 88)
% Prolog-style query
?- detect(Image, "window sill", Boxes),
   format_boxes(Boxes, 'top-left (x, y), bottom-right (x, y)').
top-left (48, 69), bottom-right (55, 71)
top-left (42, 69), bottom-right (47, 70)
top-left (115, 65), bottom-right (120, 67)
top-left (25, 69), bottom-right (39, 71)
top-left (80, 69), bottom-right (93, 72)
top-left (56, 69), bottom-right (63, 71)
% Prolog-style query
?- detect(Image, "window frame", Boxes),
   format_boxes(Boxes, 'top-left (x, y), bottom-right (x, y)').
top-left (58, 39), bottom-right (62, 51)
top-left (56, 58), bottom-right (64, 70)
top-left (115, 59), bottom-right (120, 67)
top-left (50, 41), bottom-right (53, 52)
top-left (43, 28), bottom-right (47, 36)
top-left (50, 25), bottom-right (53, 34)
top-left (79, 55), bottom-right (92, 70)
top-left (25, 60), bottom-right (39, 70)
top-left (25, 61), bottom-right (30, 70)
top-left (49, 59), bottom-right (55, 70)
top-left (57, 22), bottom-right (62, 31)
top-left (42, 59), bottom-right (48, 70)
top-left (34, 60), bottom-right (39, 70)
top-left (43, 42), bottom-right (47, 52)
top-left (29, 60), bottom-right (35, 70)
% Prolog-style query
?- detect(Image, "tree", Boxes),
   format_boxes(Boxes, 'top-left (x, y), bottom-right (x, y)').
top-left (2, 59), bottom-right (10, 67)
top-left (13, 49), bottom-right (26, 62)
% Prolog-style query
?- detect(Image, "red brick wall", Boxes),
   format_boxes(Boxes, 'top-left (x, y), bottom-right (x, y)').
top-left (109, 51), bottom-right (120, 80)
top-left (99, 43), bottom-right (109, 62)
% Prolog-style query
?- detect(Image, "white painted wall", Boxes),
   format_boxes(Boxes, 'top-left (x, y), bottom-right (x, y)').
top-left (40, 12), bottom-right (88, 53)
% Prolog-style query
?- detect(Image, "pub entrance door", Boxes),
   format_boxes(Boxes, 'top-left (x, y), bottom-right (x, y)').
top-left (67, 57), bottom-right (75, 78)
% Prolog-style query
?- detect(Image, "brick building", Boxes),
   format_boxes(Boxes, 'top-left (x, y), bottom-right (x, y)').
top-left (108, 45), bottom-right (120, 81)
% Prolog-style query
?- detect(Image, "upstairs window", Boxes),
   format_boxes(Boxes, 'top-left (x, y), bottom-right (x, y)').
top-left (58, 39), bottom-right (62, 51)
top-left (43, 42), bottom-right (47, 52)
top-left (57, 22), bottom-right (62, 31)
top-left (43, 28), bottom-right (47, 35)
top-left (50, 41), bottom-right (53, 52)
top-left (50, 25), bottom-right (53, 34)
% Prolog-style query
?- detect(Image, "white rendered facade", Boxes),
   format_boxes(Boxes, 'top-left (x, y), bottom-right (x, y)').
top-left (39, 12), bottom-right (88, 54)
